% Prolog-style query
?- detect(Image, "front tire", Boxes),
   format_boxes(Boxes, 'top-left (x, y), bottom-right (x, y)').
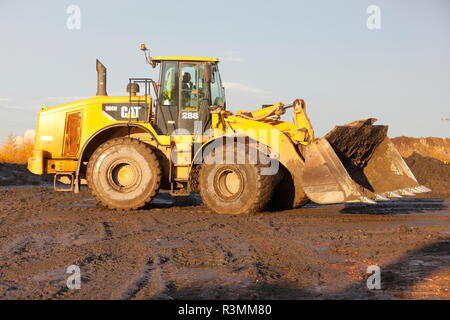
top-left (86, 138), bottom-right (162, 210)
top-left (199, 150), bottom-right (274, 214)
top-left (267, 164), bottom-right (309, 211)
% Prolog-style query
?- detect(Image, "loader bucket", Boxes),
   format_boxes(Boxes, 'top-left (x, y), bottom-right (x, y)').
top-left (300, 119), bottom-right (430, 204)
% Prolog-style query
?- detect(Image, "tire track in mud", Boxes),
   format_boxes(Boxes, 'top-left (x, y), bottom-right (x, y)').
top-left (47, 253), bottom-right (110, 300)
top-left (101, 222), bottom-right (113, 240)
top-left (2, 199), bottom-right (447, 257)
top-left (120, 257), bottom-right (155, 299)
top-left (0, 205), bottom-right (214, 257)
top-left (1, 187), bottom-right (450, 299)
top-left (117, 254), bottom-right (171, 300)
top-left (1, 210), bottom-right (223, 299)
top-left (52, 286), bottom-right (70, 299)
top-left (1, 215), bottom-right (212, 268)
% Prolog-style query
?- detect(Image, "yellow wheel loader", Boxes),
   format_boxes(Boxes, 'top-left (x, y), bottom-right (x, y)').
top-left (27, 44), bottom-right (430, 214)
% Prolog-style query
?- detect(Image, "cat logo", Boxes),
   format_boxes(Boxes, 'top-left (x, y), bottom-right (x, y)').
top-left (121, 106), bottom-right (141, 119)
top-left (102, 103), bottom-right (148, 121)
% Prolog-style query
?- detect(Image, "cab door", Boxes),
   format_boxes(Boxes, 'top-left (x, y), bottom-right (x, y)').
top-left (177, 62), bottom-right (210, 134)
top-left (155, 61), bottom-right (212, 135)
top-left (155, 61), bottom-right (179, 135)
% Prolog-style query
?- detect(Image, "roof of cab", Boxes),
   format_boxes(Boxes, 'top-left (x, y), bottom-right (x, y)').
top-left (151, 56), bottom-right (219, 62)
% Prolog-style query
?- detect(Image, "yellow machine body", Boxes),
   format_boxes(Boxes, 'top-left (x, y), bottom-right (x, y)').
top-left (28, 54), bottom-right (429, 207)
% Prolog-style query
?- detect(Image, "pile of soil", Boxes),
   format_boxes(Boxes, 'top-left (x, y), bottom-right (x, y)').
top-left (0, 163), bottom-right (52, 186)
top-left (392, 136), bottom-right (450, 162)
top-left (404, 153), bottom-right (450, 198)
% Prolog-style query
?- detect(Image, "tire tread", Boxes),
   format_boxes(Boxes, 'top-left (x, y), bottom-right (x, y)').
top-left (86, 137), bottom-right (162, 210)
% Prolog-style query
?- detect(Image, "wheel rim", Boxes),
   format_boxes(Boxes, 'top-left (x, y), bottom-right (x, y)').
top-left (107, 160), bottom-right (141, 192)
top-left (214, 167), bottom-right (244, 201)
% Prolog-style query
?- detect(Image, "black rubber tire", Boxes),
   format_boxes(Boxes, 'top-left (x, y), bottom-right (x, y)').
top-left (268, 164), bottom-right (310, 211)
top-left (86, 138), bottom-right (162, 210)
top-left (199, 149), bottom-right (274, 215)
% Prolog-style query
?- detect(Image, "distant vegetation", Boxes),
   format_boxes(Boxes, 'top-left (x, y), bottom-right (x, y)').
top-left (0, 134), bottom-right (34, 164)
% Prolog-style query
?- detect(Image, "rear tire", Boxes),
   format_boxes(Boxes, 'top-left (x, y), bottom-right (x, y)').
top-left (199, 148), bottom-right (274, 214)
top-left (86, 138), bottom-right (161, 210)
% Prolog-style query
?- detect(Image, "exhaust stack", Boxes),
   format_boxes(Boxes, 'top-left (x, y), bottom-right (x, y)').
top-left (96, 59), bottom-right (107, 96)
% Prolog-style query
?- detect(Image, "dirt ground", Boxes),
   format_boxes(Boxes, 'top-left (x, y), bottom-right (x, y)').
top-left (0, 188), bottom-right (449, 300)
top-left (0, 163), bottom-right (52, 187)
top-left (0, 153), bottom-right (449, 300)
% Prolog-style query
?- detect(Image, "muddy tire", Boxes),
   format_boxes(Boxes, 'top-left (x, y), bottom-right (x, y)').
top-left (86, 138), bottom-right (162, 210)
top-left (199, 149), bottom-right (274, 214)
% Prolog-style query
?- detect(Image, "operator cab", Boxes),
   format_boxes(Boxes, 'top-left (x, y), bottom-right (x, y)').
top-left (150, 56), bottom-right (226, 135)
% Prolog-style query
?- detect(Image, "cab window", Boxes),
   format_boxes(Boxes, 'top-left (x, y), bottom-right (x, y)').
top-left (180, 63), bottom-right (208, 109)
top-left (210, 65), bottom-right (225, 108)
top-left (159, 62), bottom-right (178, 106)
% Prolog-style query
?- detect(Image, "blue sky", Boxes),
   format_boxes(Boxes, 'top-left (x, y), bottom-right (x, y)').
top-left (0, 0), bottom-right (449, 142)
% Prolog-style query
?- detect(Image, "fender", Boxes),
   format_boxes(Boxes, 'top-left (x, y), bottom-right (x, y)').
top-left (190, 130), bottom-right (308, 207)
top-left (75, 123), bottom-right (170, 177)
top-left (190, 133), bottom-right (272, 168)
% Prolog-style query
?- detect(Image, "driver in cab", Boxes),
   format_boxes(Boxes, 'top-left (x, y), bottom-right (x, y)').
top-left (181, 72), bottom-right (196, 107)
